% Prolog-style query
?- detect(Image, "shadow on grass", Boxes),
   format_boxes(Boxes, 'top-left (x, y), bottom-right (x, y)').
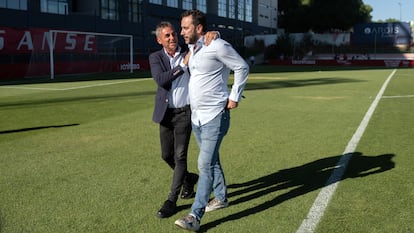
top-left (0, 77), bottom-right (360, 109)
top-left (177, 204), bottom-right (193, 212)
top-left (0, 123), bottom-right (79, 134)
top-left (0, 91), bottom-right (155, 109)
top-left (0, 71), bottom-right (152, 86)
top-left (1, 64), bottom-right (394, 86)
top-left (199, 152), bottom-right (395, 232)
top-left (244, 77), bottom-right (363, 91)
top-left (247, 64), bottom-right (397, 74)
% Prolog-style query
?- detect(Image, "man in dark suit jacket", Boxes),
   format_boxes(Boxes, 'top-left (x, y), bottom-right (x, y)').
top-left (149, 21), bottom-right (198, 219)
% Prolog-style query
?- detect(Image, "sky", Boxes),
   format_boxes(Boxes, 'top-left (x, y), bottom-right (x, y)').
top-left (363, 0), bottom-right (414, 22)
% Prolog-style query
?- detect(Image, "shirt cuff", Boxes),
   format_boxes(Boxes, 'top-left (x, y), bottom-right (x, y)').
top-left (180, 62), bottom-right (187, 69)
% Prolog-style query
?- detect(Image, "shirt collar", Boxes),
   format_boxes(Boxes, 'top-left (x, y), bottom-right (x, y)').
top-left (163, 45), bottom-right (181, 58)
top-left (191, 37), bottom-right (204, 53)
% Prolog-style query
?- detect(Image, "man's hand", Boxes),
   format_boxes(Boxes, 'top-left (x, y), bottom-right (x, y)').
top-left (227, 99), bottom-right (238, 109)
top-left (204, 31), bottom-right (220, 46)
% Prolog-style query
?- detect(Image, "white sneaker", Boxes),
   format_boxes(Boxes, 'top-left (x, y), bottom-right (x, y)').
top-left (205, 198), bottom-right (229, 212)
top-left (174, 214), bottom-right (200, 232)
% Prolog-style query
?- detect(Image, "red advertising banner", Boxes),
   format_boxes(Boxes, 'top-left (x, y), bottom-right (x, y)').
top-left (0, 27), bottom-right (97, 54)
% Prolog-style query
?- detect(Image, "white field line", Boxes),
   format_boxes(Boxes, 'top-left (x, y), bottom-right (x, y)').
top-left (0, 78), bottom-right (150, 91)
top-left (382, 95), bottom-right (414, 99)
top-left (296, 69), bottom-right (397, 233)
top-left (0, 86), bottom-right (62, 91)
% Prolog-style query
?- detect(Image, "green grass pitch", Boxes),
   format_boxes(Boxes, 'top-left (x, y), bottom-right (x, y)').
top-left (1, 66), bottom-right (413, 233)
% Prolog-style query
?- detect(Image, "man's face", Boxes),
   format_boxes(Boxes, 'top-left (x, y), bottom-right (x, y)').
top-left (180, 15), bottom-right (199, 44)
top-left (156, 26), bottom-right (178, 52)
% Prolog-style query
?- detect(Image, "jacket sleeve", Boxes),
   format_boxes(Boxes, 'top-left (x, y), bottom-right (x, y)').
top-left (149, 51), bottom-right (185, 89)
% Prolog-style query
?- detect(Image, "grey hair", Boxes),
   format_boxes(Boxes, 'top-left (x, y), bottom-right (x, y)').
top-left (155, 21), bottom-right (175, 38)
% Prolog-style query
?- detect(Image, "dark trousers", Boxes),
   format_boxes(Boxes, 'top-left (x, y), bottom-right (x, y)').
top-left (159, 105), bottom-right (192, 202)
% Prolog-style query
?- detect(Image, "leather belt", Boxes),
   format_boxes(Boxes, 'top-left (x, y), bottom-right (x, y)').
top-left (167, 105), bottom-right (190, 114)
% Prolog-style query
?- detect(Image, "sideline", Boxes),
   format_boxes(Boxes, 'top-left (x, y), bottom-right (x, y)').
top-left (382, 95), bottom-right (414, 99)
top-left (0, 78), bottom-right (150, 91)
top-left (296, 69), bottom-right (397, 233)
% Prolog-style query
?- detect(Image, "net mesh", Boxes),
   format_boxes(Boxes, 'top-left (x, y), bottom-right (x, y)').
top-left (0, 27), bottom-right (133, 80)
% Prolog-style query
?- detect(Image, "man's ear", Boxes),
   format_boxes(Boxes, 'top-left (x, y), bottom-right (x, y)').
top-left (196, 24), bottom-right (203, 34)
top-left (156, 37), bottom-right (162, 45)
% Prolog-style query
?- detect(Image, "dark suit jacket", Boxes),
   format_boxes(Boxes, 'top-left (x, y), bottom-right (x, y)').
top-left (149, 46), bottom-right (189, 123)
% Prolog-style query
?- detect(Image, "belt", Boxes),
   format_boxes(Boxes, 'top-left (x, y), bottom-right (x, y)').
top-left (167, 105), bottom-right (190, 114)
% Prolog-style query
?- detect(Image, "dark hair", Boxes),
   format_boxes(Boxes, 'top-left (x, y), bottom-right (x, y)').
top-left (181, 9), bottom-right (207, 32)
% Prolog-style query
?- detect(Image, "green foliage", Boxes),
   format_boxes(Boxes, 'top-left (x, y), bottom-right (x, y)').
top-left (279, 0), bottom-right (372, 32)
top-left (264, 33), bottom-right (294, 60)
top-left (245, 39), bottom-right (265, 57)
top-left (375, 18), bottom-right (400, 23)
top-left (308, 0), bottom-right (370, 32)
top-left (265, 32), bottom-right (317, 60)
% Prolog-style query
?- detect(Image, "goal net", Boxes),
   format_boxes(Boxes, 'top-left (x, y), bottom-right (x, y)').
top-left (0, 27), bottom-right (135, 80)
top-left (48, 30), bottom-right (134, 79)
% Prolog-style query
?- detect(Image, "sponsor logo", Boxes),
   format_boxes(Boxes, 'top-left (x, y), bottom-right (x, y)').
top-left (120, 63), bottom-right (140, 70)
top-left (363, 26), bottom-right (400, 35)
top-left (384, 60), bottom-right (401, 67)
top-left (292, 60), bottom-right (316, 65)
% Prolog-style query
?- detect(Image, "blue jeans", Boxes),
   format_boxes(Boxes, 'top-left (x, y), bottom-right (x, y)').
top-left (190, 109), bottom-right (230, 220)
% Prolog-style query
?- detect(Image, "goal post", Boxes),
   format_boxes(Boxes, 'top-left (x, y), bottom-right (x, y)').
top-left (48, 30), bottom-right (134, 79)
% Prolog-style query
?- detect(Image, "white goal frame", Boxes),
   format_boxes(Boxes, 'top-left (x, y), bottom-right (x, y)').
top-left (48, 30), bottom-right (133, 79)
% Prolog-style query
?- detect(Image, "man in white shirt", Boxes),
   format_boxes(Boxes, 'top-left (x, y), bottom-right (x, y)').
top-left (149, 21), bottom-right (219, 219)
top-left (175, 10), bottom-right (249, 231)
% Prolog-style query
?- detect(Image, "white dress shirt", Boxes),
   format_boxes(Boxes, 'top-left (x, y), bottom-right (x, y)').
top-left (188, 37), bottom-right (249, 126)
top-left (164, 46), bottom-right (190, 108)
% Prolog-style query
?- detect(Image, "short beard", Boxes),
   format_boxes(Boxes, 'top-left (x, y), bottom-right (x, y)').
top-left (188, 31), bottom-right (198, 44)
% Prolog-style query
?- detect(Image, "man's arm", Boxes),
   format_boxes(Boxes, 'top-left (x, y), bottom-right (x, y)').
top-left (181, 31), bottom-right (219, 66)
top-left (149, 52), bottom-right (185, 88)
top-left (215, 40), bottom-right (249, 105)
top-left (204, 31), bottom-right (220, 46)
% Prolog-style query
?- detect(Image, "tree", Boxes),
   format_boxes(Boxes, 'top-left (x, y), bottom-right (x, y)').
top-left (375, 18), bottom-right (400, 23)
top-left (278, 0), bottom-right (372, 32)
top-left (278, 0), bottom-right (311, 32)
top-left (308, 0), bottom-right (371, 32)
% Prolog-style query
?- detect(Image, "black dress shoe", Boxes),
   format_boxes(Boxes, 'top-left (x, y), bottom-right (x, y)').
top-left (157, 200), bottom-right (177, 218)
top-left (180, 190), bottom-right (196, 199)
top-left (181, 173), bottom-right (199, 199)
